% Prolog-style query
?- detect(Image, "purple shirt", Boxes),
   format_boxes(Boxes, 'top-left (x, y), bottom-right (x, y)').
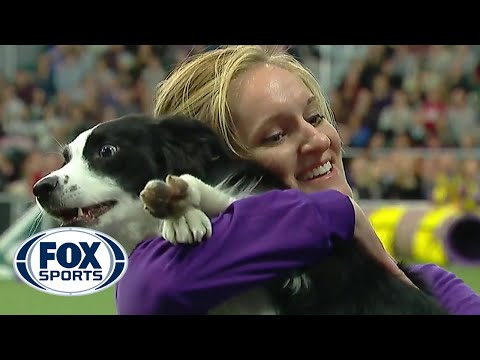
top-left (408, 264), bottom-right (480, 315)
top-left (115, 189), bottom-right (480, 315)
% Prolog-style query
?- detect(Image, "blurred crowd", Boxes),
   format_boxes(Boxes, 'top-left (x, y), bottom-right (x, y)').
top-left (0, 45), bottom-right (478, 207)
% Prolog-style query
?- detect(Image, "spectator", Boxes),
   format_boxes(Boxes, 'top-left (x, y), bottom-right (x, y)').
top-left (0, 45), bottom-right (477, 204)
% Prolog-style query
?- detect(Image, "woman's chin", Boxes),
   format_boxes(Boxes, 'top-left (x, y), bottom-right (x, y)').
top-left (298, 175), bottom-right (353, 197)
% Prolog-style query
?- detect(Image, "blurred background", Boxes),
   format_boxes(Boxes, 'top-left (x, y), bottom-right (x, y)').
top-left (0, 45), bottom-right (479, 314)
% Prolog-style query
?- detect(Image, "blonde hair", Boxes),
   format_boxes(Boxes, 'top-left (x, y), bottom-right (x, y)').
top-left (154, 45), bottom-right (336, 156)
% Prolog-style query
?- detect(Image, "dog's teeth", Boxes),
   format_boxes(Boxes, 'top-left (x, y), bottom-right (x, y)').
top-left (78, 208), bottom-right (84, 217)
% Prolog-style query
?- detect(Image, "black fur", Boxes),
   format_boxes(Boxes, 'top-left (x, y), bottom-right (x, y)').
top-left (88, 114), bottom-right (449, 315)
top-left (266, 242), bottom-right (447, 314)
top-left (85, 114), bottom-right (285, 196)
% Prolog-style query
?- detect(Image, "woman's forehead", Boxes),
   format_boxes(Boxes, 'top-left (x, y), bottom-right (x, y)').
top-left (230, 65), bottom-right (318, 144)
top-left (231, 64), bottom-right (313, 112)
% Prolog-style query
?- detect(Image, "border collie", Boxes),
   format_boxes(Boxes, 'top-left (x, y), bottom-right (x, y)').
top-left (33, 114), bottom-right (448, 315)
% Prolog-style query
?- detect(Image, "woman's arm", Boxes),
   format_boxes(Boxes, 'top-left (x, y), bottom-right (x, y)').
top-left (116, 189), bottom-right (357, 315)
top-left (407, 263), bottom-right (480, 315)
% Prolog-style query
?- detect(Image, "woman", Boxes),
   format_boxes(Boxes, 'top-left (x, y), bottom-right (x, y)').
top-left (115, 45), bottom-right (480, 315)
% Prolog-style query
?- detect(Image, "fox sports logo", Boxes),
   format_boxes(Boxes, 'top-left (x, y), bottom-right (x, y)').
top-left (14, 227), bottom-right (128, 296)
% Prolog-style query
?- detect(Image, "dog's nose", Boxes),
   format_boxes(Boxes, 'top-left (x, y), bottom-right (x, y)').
top-left (33, 176), bottom-right (59, 198)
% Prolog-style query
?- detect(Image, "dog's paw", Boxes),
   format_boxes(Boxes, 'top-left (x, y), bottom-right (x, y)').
top-left (140, 176), bottom-right (190, 219)
top-left (161, 206), bottom-right (212, 244)
top-left (141, 174), bottom-right (209, 244)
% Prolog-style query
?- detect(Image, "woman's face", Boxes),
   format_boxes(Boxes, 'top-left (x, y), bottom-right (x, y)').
top-left (230, 64), bottom-right (352, 196)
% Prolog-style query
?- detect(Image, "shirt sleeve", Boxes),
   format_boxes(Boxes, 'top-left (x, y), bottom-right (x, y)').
top-left (115, 188), bottom-right (355, 315)
top-left (408, 263), bottom-right (480, 315)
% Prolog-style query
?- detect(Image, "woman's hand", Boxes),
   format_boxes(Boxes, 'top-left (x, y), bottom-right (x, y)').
top-left (349, 197), bottom-right (418, 289)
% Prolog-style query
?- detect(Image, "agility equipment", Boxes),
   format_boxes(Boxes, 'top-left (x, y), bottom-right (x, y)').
top-left (364, 202), bottom-right (480, 266)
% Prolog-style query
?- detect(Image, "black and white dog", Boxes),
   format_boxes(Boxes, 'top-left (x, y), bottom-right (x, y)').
top-left (33, 114), bottom-right (448, 315)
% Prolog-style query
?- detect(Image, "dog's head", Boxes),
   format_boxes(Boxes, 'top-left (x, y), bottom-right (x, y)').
top-left (32, 113), bottom-right (229, 253)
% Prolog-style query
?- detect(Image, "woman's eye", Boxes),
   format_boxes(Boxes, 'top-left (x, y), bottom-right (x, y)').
top-left (99, 144), bottom-right (118, 158)
top-left (306, 114), bottom-right (325, 126)
top-left (263, 132), bottom-right (285, 144)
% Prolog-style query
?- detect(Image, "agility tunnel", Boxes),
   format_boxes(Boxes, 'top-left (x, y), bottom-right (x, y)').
top-left (364, 202), bottom-right (480, 266)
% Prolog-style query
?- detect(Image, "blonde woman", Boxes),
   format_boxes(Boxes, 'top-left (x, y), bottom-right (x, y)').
top-left (116, 46), bottom-right (480, 315)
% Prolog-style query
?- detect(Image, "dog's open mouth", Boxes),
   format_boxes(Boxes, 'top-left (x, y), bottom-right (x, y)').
top-left (51, 200), bottom-right (118, 226)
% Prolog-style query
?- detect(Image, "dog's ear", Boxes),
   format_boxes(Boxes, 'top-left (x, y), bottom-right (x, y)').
top-left (148, 115), bottom-right (232, 178)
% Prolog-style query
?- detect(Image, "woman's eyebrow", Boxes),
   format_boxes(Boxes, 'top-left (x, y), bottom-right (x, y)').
top-left (305, 96), bottom-right (318, 108)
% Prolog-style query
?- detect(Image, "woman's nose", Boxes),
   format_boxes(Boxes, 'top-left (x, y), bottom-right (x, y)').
top-left (299, 125), bottom-right (331, 154)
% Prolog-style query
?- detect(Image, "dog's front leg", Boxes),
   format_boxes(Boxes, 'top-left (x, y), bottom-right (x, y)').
top-left (174, 174), bottom-right (236, 217)
top-left (140, 175), bottom-right (234, 244)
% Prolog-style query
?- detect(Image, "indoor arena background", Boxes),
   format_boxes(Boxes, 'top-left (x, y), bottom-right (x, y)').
top-left (0, 45), bottom-right (479, 314)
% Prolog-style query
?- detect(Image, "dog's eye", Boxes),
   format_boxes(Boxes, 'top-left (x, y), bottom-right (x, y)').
top-left (99, 145), bottom-right (118, 158)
